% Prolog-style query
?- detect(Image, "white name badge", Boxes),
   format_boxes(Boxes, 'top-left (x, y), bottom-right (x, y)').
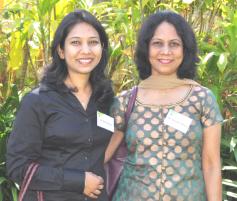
top-left (97, 111), bottom-right (114, 132)
top-left (164, 109), bottom-right (192, 134)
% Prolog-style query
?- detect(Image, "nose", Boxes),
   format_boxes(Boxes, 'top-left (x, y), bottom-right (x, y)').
top-left (80, 43), bottom-right (91, 53)
top-left (160, 45), bottom-right (171, 54)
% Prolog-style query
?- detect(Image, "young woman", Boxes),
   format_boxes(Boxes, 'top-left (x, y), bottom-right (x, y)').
top-left (7, 10), bottom-right (114, 201)
top-left (106, 10), bottom-right (222, 201)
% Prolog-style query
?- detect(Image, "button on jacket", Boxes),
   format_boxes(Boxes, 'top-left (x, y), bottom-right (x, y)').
top-left (6, 83), bottom-right (112, 201)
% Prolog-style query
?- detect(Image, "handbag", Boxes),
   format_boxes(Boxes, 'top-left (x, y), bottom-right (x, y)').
top-left (106, 86), bottom-right (138, 200)
top-left (18, 162), bottom-right (44, 201)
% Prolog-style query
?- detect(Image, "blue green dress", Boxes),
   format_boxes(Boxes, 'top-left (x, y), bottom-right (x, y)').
top-left (110, 85), bottom-right (223, 201)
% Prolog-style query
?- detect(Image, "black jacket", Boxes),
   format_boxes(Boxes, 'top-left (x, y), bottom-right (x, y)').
top-left (6, 83), bottom-right (112, 201)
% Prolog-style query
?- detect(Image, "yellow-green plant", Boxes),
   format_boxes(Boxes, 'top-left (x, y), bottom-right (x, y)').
top-left (0, 0), bottom-right (236, 200)
top-left (198, 8), bottom-right (237, 200)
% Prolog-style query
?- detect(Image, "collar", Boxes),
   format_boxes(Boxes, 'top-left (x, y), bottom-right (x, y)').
top-left (39, 82), bottom-right (71, 93)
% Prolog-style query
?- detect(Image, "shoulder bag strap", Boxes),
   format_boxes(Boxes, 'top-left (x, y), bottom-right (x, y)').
top-left (18, 162), bottom-right (44, 201)
top-left (124, 86), bottom-right (138, 129)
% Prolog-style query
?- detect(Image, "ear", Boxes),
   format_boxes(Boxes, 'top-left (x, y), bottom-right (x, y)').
top-left (57, 45), bottom-right (65, 59)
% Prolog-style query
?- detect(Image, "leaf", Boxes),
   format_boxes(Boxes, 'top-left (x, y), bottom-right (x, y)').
top-left (225, 191), bottom-right (237, 198)
top-left (7, 32), bottom-right (24, 71)
top-left (111, 44), bottom-right (122, 57)
top-left (142, 0), bottom-right (150, 8)
top-left (222, 179), bottom-right (237, 188)
top-left (230, 137), bottom-right (237, 152)
top-left (234, 149), bottom-right (237, 163)
top-left (11, 186), bottom-right (18, 201)
top-left (209, 85), bottom-right (222, 106)
top-left (0, 187), bottom-right (2, 201)
top-left (217, 53), bottom-right (228, 73)
top-left (182, 0), bottom-right (195, 4)
top-left (38, 0), bottom-right (60, 16)
top-left (222, 166), bottom-right (237, 170)
top-left (0, 85), bottom-right (19, 115)
top-left (0, 177), bottom-right (6, 184)
top-left (202, 52), bottom-right (215, 64)
top-left (203, 0), bottom-right (213, 7)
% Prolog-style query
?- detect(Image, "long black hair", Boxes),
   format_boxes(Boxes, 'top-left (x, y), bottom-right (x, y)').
top-left (41, 10), bottom-right (114, 113)
top-left (135, 10), bottom-right (199, 80)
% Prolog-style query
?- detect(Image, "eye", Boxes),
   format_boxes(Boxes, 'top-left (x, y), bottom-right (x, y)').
top-left (88, 40), bottom-right (100, 46)
top-left (71, 40), bottom-right (81, 46)
top-left (151, 41), bottom-right (163, 47)
top-left (169, 41), bottom-right (181, 47)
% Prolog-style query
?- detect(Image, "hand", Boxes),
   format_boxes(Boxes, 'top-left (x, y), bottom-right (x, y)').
top-left (84, 172), bottom-right (104, 199)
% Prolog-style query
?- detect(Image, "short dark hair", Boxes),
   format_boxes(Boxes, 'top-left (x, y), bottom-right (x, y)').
top-left (135, 10), bottom-right (198, 80)
top-left (41, 9), bottom-right (114, 113)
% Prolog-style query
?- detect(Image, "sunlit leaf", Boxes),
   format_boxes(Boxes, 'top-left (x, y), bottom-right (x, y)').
top-left (217, 53), bottom-right (228, 73)
top-left (225, 191), bottom-right (237, 198)
top-left (222, 166), bottom-right (237, 170)
top-left (11, 186), bottom-right (18, 201)
top-left (202, 52), bottom-right (215, 64)
top-left (234, 149), bottom-right (237, 162)
top-left (222, 179), bottom-right (237, 188)
top-left (7, 32), bottom-right (24, 71)
top-left (182, 0), bottom-right (195, 4)
top-left (230, 137), bottom-right (237, 152)
top-left (38, 0), bottom-right (60, 16)
top-left (142, 0), bottom-right (150, 8)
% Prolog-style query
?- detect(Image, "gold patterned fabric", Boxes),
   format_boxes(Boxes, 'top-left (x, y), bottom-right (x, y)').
top-left (110, 85), bottom-right (223, 201)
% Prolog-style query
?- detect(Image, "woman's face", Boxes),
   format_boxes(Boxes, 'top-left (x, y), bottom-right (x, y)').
top-left (58, 22), bottom-right (102, 76)
top-left (148, 21), bottom-right (184, 76)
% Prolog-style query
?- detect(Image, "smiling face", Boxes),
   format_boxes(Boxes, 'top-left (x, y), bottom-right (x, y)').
top-left (149, 21), bottom-right (184, 76)
top-left (58, 22), bottom-right (102, 76)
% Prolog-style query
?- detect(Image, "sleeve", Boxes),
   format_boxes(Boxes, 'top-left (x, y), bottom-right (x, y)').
top-left (201, 89), bottom-right (223, 128)
top-left (110, 93), bottom-right (128, 132)
top-left (6, 92), bottom-right (85, 193)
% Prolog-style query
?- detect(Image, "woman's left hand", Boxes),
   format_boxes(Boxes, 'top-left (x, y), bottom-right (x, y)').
top-left (84, 172), bottom-right (104, 199)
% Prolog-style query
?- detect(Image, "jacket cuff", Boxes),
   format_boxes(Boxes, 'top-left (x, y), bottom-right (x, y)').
top-left (63, 169), bottom-right (85, 193)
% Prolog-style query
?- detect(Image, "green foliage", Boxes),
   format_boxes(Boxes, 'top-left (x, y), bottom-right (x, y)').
top-left (88, 0), bottom-right (142, 92)
top-left (0, 84), bottom-right (21, 200)
top-left (0, 0), bottom-right (236, 200)
top-left (198, 8), bottom-right (237, 200)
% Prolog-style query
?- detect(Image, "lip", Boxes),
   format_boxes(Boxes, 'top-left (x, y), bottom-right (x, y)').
top-left (76, 58), bottom-right (93, 64)
top-left (158, 59), bottom-right (173, 64)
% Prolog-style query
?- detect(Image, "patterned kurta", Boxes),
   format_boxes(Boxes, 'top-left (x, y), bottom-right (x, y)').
top-left (111, 85), bottom-right (223, 201)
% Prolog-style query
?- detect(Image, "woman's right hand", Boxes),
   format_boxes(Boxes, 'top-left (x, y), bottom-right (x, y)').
top-left (104, 130), bottom-right (124, 163)
top-left (83, 172), bottom-right (104, 199)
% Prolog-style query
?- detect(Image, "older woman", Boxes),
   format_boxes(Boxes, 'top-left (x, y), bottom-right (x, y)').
top-left (106, 10), bottom-right (222, 201)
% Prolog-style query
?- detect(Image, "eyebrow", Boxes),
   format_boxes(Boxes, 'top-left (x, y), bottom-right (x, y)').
top-left (151, 38), bottom-right (182, 42)
top-left (68, 36), bottom-right (100, 40)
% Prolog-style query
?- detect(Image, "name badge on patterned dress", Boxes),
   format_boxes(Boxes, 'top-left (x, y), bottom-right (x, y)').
top-left (164, 109), bottom-right (192, 133)
top-left (97, 111), bottom-right (114, 132)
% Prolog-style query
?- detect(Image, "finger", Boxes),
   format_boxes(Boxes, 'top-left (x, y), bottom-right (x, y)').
top-left (98, 184), bottom-right (104, 190)
top-left (89, 193), bottom-right (98, 199)
top-left (97, 176), bottom-right (104, 183)
top-left (94, 189), bottom-right (101, 195)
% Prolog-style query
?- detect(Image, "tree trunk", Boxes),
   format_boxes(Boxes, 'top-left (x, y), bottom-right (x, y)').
top-left (19, 39), bottom-right (29, 90)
